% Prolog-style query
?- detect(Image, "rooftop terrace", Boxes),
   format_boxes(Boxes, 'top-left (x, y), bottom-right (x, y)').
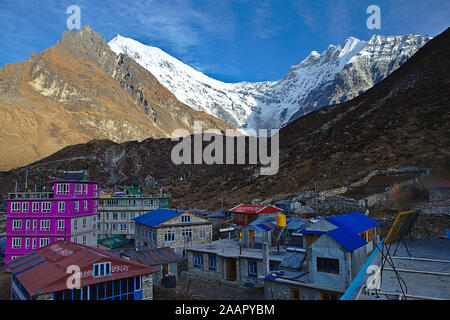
top-left (350, 239), bottom-right (450, 300)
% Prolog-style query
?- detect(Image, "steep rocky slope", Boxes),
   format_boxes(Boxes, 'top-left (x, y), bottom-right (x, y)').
top-left (0, 26), bottom-right (234, 171)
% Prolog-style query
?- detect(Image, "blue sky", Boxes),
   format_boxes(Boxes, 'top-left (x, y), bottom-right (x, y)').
top-left (0, 0), bottom-right (448, 82)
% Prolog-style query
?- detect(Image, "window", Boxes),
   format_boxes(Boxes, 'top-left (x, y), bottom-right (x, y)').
top-left (182, 228), bottom-right (192, 241)
top-left (193, 254), bottom-right (203, 268)
top-left (22, 202), bottom-right (29, 213)
top-left (112, 224), bottom-right (117, 231)
top-left (269, 263), bottom-right (280, 272)
top-left (32, 220), bottom-right (37, 231)
top-left (248, 261), bottom-right (257, 278)
top-left (32, 238), bottom-right (36, 249)
top-left (317, 257), bottom-right (340, 274)
top-left (11, 202), bottom-right (21, 213)
top-left (83, 184), bottom-right (88, 194)
top-left (199, 229), bottom-right (207, 240)
top-left (40, 220), bottom-right (50, 231)
top-left (12, 238), bottom-right (21, 248)
top-left (57, 184), bottom-right (69, 194)
top-left (120, 213), bottom-right (127, 220)
top-left (93, 262), bottom-right (111, 278)
top-left (74, 201), bottom-right (79, 212)
top-left (83, 236), bottom-right (86, 245)
top-left (130, 223), bottom-right (135, 230)
top-left (164, 230), bottom-right (175, 242)
top-left (32, 202), bottom-right (39, 213)
top-left (12, 220), bottom-right (22, 231)
top-left (74, 184), bottom-right (82, 194)
top-left (208, 255), bottom-right (217, 270)
top-left (73, 220), bottom-right (78, 230)
top-left (320, 291), bottom-right (340, 300)
top-left (112, 213), bottom-right (118, 220)
top-left (105, 224), bottom-right (109, 231)
top-left (40, 238), bottom-right (49, 248)
top-left (58, 220), bottom-right (64, 231)
top-left (83, 218), bottom-right (87, 228)
top-left (58, 202), bottom-right (65, 213)
top-left (181, 215), bottom-right (191, 223)
top-left (120, 224), bottom-right (126, 231)
top-left (26, 220), bottom-right (30, 231)
top-left (83, 200), bottom-right (87, 211)
top-left (291, 288), bottom-right (300, 300)
top-left (93, 184), bottom-right (98, 191)
top-left (42, 202), bottom-right (51, 213)
top-left (25, 238), bottom-right (30, 249)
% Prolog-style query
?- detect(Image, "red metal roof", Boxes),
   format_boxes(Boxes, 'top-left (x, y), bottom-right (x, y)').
top-left (230, 204), bottom-right (283, 214)
top-left (7, 241), bottom-right (159, 296)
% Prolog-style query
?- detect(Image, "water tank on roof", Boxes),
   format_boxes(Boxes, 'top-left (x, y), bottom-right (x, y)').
top-left (277, 214), bottom-right (286, 227)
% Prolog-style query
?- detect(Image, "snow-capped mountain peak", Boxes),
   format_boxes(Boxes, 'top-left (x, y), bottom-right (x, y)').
top-left (108, 33), bottom-right (432, 134)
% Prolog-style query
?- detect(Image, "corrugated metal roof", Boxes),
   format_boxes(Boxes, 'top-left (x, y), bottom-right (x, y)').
top-left (117, 247), bottom-right (181, 266)
top-left (7, 241), bottom-right (158, 296)
top-left (326, 212), bottom-right (382, 234)
top-left (230, 205), bottom-right (283, 214)
top-left (132, 208), bottom-right (186, 227)
top-left (327, 227), bottom-right (367, 252)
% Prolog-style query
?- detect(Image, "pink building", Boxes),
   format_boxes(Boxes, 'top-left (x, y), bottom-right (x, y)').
top-left (5, 177), bottom-right (99, 264)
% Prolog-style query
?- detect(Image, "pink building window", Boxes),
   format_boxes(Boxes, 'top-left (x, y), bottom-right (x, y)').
top-left (11, 203), bottom-right (20, 213)
top-left (58, 202), bottom-right (65, 213)
top-left (57, 183), bottom-right (70, 194)
top-left (32, 202), bottom-right (39, 213)
top-left (22, 202), bottom-right (29, 213)
top-left (12, 220), bottom-right (22, 231)
top-left (42, 202), bottom-right (51, 213)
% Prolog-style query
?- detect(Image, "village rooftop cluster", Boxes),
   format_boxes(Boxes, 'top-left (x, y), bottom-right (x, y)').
top-left (0, 170), bottom-right (448, 301)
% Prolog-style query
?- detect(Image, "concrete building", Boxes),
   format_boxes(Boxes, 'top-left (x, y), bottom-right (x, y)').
top-left (8, 240), bottom-right (159, 300)
top-left (114, 247), bottom-right (181, 285)
top-left (5, 173), bottom-right (99, 264)
top-left (264, 212), bottom-right (381, 300)
top-left (133, 209), bottom-right (212, 257)
top-left (186, 238), bottom-right (289, 288)
top-left (97, 188), bottom-right (170, 240)
top-left (275, 199), bottom-right (301, 214)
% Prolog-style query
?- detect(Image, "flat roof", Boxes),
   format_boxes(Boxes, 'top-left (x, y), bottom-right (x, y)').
top-left (351, 239), bottom-right (450, 300)
top-left (187, 238), bottom-right (287, 262)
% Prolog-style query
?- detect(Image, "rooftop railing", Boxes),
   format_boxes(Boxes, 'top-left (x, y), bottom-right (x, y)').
top-left (8, 192), bottom-right (54, 200)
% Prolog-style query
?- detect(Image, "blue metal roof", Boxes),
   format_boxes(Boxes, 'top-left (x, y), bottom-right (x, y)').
top-left (326, 212), bottom-right (381, 234)
top-left (256, 223), bottom-right (274, 231)
top-left (132, 208), bottom-right (186, 227)
top-left (327, 227), bottom-right (367, 252)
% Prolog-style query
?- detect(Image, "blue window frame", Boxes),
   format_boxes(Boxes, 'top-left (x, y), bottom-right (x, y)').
top-left (93, 262), bottom-right (111, 278)
top-left (53, 276), bottom-right (142, 300)
top-left (193, 254), bottom-right (203, 268)
top-left (248, 261), bottom-right (257, 278)
top-left (208, 255), bottom-right (216, 270)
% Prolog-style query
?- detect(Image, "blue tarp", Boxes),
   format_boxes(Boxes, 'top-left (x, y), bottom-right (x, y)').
top-left (132, 208), bottom-right (186, 227)
top-left (445, 229), bottom-right (450, 240)
top-left (326, 212), bottom-right (382, 234)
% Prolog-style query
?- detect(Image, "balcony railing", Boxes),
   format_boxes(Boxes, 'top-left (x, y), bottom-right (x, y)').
top-left (8, 192), bottom-right (54, 200)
